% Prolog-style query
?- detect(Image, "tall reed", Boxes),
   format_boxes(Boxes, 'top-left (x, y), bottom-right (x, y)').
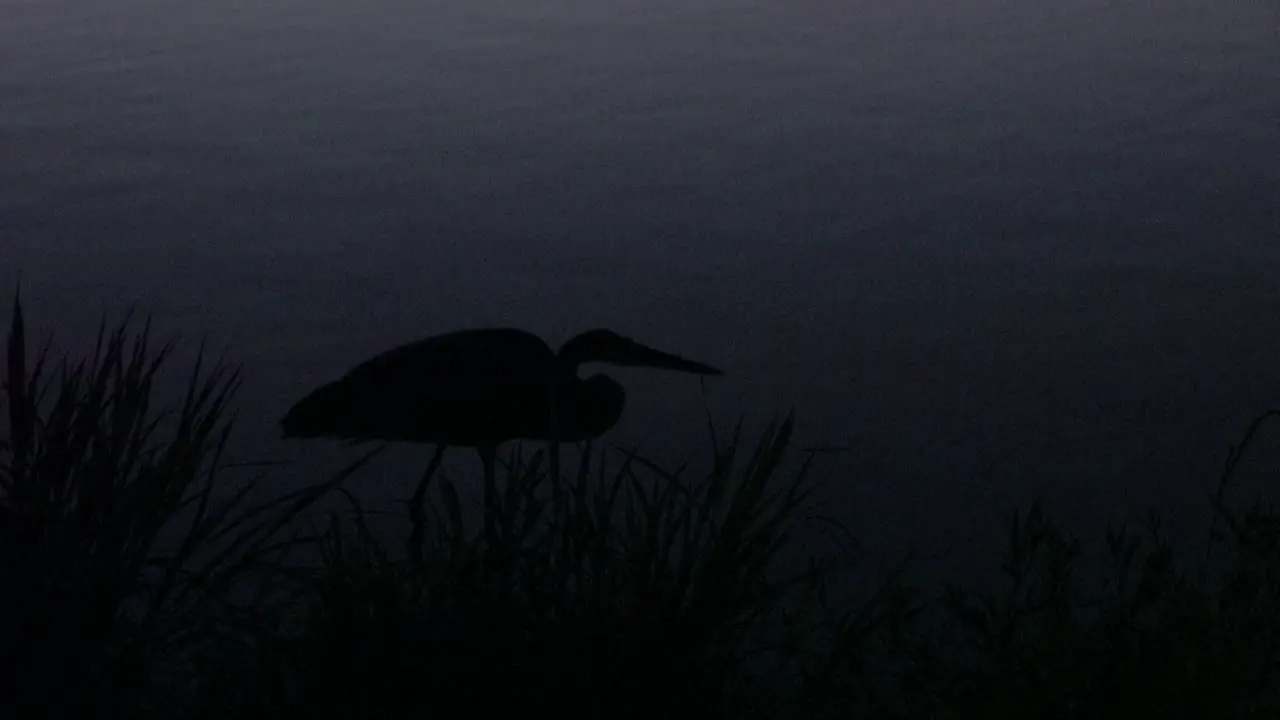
top-left (0, 292), bottom-right (366, 717)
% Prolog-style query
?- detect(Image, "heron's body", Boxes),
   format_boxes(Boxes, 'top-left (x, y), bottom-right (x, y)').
top-left (281, 326), bottom-right (721, 550)
top-left (281, 328), bottom-right (631, 446)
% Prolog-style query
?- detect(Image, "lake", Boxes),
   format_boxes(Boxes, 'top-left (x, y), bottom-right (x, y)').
top-left (2, 0), bottom-right (1278, 580)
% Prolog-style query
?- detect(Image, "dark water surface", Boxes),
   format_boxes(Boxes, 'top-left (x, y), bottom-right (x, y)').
top-left (3, 0), bottom-right (1279, 578)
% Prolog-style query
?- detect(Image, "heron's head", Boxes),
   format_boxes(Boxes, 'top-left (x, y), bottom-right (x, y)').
top-left (558, 329), bottom-right (723, 376)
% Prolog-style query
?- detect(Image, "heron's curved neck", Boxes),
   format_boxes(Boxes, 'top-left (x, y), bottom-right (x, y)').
top-left (554, 357), bottom-right (584, 381)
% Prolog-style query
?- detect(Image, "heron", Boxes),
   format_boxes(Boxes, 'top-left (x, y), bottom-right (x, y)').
top-left (280, 328), bottom-right (722, 547)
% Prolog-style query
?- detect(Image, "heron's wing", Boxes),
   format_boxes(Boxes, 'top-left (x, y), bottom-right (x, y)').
top-left (342, 328), bottom-right (554, 387)
top-left (287, 328), bottom-right (567, 445)
top-left (342, 330), bottom-right (558, 444)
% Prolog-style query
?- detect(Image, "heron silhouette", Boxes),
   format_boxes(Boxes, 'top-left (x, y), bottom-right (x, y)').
top-left (281, 328), bottom-right (722, 546)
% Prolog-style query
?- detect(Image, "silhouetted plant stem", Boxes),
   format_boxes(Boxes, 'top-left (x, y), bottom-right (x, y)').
top-left (406, 444), bottom-right (444, 564)
top-left (1203, 408), bottom-right (1280, 576)
top-left (5, 288), bottom-right (29, 486)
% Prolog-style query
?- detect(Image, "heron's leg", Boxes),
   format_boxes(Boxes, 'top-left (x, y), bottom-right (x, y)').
top-left (478, 444), bottom-right (498, 548)
top-left (406, 444), bottom-right (445, 563)
top-left (549, 440), bottom-right (561, 492)
top-left (547, 377), bottom-right (562, 512)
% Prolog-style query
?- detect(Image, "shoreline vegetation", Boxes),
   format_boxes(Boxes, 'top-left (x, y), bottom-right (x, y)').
top-left (2, 295), bottom-right (1277, 718)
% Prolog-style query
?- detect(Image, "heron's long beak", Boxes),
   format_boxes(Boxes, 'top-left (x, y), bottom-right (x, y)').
top-left (610, 340), bottom-right (723, 376)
